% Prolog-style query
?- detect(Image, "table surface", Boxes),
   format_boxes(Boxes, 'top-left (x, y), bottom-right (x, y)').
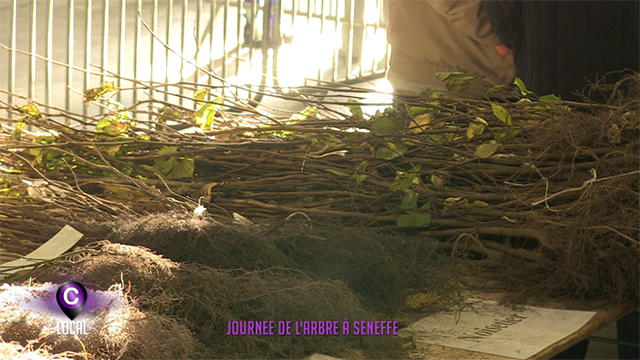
top-left (408, 298), bottom-right (638, 360)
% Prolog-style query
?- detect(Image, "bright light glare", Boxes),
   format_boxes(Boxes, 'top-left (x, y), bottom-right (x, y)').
top-left (135, 1), bottom-right (388, 92)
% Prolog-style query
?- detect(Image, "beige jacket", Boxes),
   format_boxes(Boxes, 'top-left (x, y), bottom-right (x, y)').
top-left (387, 0), bottom-right (516, 89)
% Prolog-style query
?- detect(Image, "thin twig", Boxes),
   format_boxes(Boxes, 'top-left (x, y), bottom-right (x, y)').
top-left (531, 169), bottom-right (640, 207)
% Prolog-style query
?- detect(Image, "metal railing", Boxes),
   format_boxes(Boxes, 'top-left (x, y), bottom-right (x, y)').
top-left (0, 0), bottom-right (389, 116)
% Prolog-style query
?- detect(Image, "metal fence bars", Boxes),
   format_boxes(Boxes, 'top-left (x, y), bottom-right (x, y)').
top-left (0, 0), bottom-right (389, 116)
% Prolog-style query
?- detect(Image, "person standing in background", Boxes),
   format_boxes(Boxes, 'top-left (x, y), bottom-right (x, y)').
top-left (483, 0), bottom-right (640, 101)
top-left (386, 0), bottom-right (516, 94)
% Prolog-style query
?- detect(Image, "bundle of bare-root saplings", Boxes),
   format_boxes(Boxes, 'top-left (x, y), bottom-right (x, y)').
top-left (0, 73), bottom-right (637, 359)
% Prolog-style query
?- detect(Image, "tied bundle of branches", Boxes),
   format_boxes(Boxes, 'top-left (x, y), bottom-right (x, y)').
top-left (1, 71), bottom-right (638, 302)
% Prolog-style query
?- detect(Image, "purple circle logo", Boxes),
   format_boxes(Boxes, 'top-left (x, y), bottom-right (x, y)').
top-left (56, 281), bottom-right (87, 320)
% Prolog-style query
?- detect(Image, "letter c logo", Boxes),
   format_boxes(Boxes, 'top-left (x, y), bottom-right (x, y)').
top-left (63, 287), bottom-right (79, 305)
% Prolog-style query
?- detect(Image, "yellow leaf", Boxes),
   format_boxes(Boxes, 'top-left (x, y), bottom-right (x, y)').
top-left (443, 197), bottom-right (468, 212)
top-left (451, 153), bottom-right (466, 162)
top-left (473, 116), bottom-right (488, 126)
top-left (466, 117), bottom-right (487, 140)
top-left (11, 119), bottom-right (26, 140)
top-left (408, 113), bottom-right (433, 133)
top-left (194, 88), bottom-right (209, 101)
top-left (430, 174), bottom-right (447, 188)
top-left (98, 144), bottom-right (122, 156)
top-left (474, 141), bottom-right (500, 158)
top-left (83, 81), bottom-right (116, 104)
top-left (20, 104), bottom-right (41, 117)
top-left (444, 197), bottom-right (468, 206)
top-left (405, 292), bottom-right (440, 310)
top-left (501, 216), bottom-right (516, 223)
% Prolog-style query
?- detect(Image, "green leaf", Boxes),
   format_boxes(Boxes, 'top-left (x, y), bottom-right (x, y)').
top-left (115, 162), bottom-right (133, 176)
top-left (397, 208), bottom-right (431, 228)
top-left (354, 161), bottom-right (369, 186)
top-left (153, 156), bottom-right (174, 174)
top-left (494, 126), bottom-right (520, 143)
top-left (355, 175), bottom-right (369, 186)
top-left (446, 76), bottom-right (475, 92)
top-left (356, 160), bottom-right (369, 172)
top-left (435, 72), bottom-right (475, 92)
top-left (347, 99), bottom-right (364, 119)
top-left (154, 147), bottom-right (194, 180)
top-left (325, 169), bottom-right (350, 177)
top-left (157, 106), bottom-right (183, 123)
top-left (166, 157), bottom-right (194, 180)
top-left (33, 149), bottom-right (69, 171)
top-left (474, 141), bottom-right (500, 158)
top-left (487, 84), bottom-right (510, 95)
top-left (98, 144), bottom-right (122, 156)
top-left (27, 147), bottom-right (42, 157)
top-left (539, 94), bottom-right (560, 102)
top-left (376, 142), bottom-right (410, 160)
top-left (434, 72), bottom-right (469, 81)
top-left (391, 166), bottom-right (421, 191)
top-left (391, 142), bottom-right (410, 153)
top-left (400, 190), bottom-right (418, 210)
top-left (428, 133), bottom-right (458, 142)
top-left (513, 77), bottom-right (533, 96)
top-left (410, 106), bottom-right (429, 116)
top-left (491, 103), bottom-right (512, 126)
top-left (375, 147), bottom-right (399, 160)
top-left (494, 130), bottom-right (511, 143)
top-left (95, 117), bottom-right (129, 141)
top-left (158, 146), bottom-right (179, 156)
top-left (371, 115), bottom-right (397, 136)
top-left (530, 94), bottom-right (570, 111)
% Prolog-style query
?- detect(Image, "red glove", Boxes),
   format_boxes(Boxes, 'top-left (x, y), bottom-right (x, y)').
top-left (494, 44), bottom-right (511, 57)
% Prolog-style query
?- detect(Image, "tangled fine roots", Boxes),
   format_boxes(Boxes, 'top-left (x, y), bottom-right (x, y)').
top-left (0, 279), bottom-right (198, 360)
top-left (0, 342), bottom-right (76, 360)
top-left (74, 213), bottom-right (455, 311)
top-left (532, 175), bottom-right (639, 301)
top-left (459, 87), bottom-right (640, 305)
top-left (28, 242), bottom-right (404, 359)
top-left (74, 214), bottom-right (296, 271)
